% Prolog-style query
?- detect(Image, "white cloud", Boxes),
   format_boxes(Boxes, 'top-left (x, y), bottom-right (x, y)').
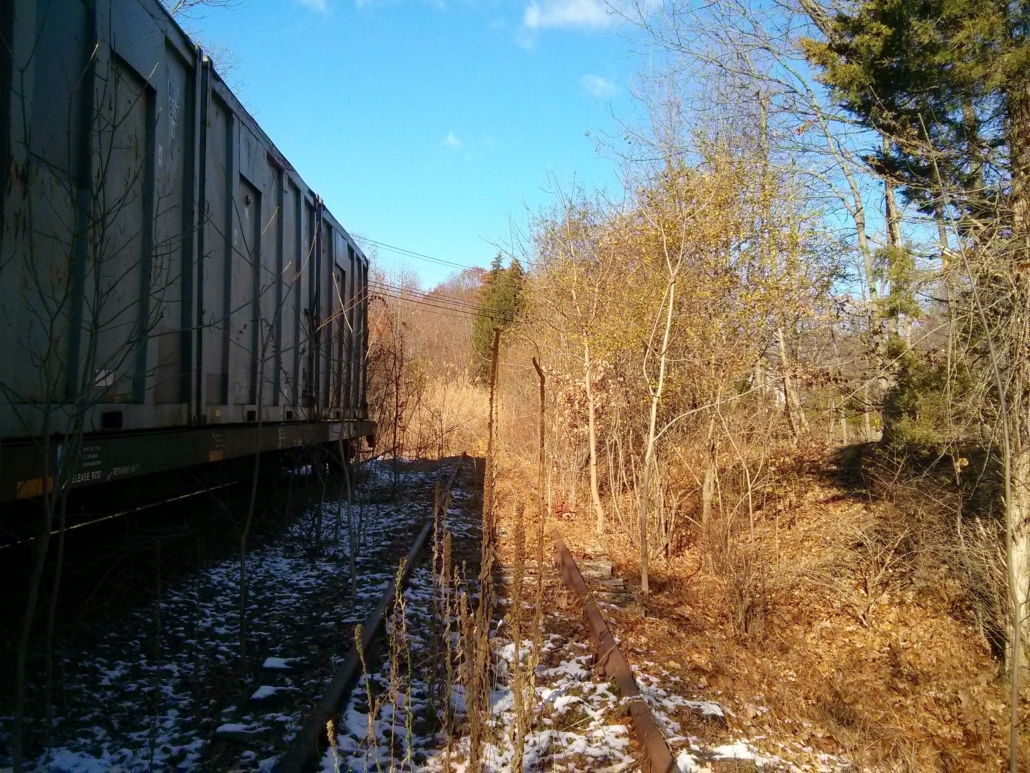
top-left (295, 0), bottom-right (328, 11)
top-left (443, 132), bottom-right (463, 149)
top-left (523, 0), bottom-right (611, 30)
top-left (581, 74), bottom-right (617, 97)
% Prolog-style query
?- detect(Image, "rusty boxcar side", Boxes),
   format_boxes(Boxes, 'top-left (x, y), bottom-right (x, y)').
top-left (0, 0), bottom-right (373, 500)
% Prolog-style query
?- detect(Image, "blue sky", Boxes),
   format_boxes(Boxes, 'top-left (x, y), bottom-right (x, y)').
top-left (181, 0), bottom-right (644, 286)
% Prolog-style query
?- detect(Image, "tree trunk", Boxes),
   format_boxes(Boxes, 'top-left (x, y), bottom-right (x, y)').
top-left (584, 341), bottom-right (605, 533)
top-left (483, 329), bottom-right (501, 544)
top-left (884, 166), bottom-right (911, 345)
top-left (701, 414), bottom-right (717, 525)
top-left (533, 357), bottom-right (547, 520)
top-left (1011, 450), bottom-right (1030, 664)
top-left (884, 174), bottom-right (903, 249)
top-left (862, 384), bottom-right (873, 441)
top-left (1005, 80), bottom-right (1030, 773)
top-left (640, 269), bottom-right (679, 599)
top-left (13, 432), bottom-right (54, 773)
top-left (44, 482), bottom-right (73, 738)
top-left (339, 438), bottom-right (357, 603)
top-left (392, 342), bottom-right (400, 493)
top-left (240, 370), bottom-right (265, 673)
top-left (760, 97), bottom-right (808, 442)
top-left (148, 540), bottom-right (162, 769)
top-left (1007, 79), bottom-right (1030, 669)
top-left (776, 326), bottom-right (808, 439)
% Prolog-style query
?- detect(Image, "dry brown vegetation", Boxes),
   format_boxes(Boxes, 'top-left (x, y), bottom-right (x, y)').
top-left (360, 128), bottom-right (1022, 770)
top-left (365, 265), bottom-right (490, 462)
top-left (493, 443), bottom-right (1020, 771)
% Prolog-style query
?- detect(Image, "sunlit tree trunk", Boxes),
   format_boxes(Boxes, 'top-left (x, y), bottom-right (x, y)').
top-left (701, 413), bottom-right (717, 525)
top-left (777, 326), bottom-right (808, 440)
top-left (584, 340), bottom-right (605, 533)
top-left (640, 265), bottom-right (679, 599)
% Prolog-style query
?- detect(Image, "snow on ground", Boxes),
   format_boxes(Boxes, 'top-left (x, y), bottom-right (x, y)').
top-left (319, 493), bottom-right (485, 773)
top-left (317, 521), bottom-right (858, 773)
top-left (631, 665), bottom-right (857, 772)
top-left (320, 565), bottom-right (441, 772)
top-left (323, 584), bottom-right (645, 771)
top-left (320, 531), bottom-right (641, 773)
top-left (6, 453), bottom-right (859, 773)
top-left (460, 628), bottom-right (639, 773)
top-left (0, 463), bottom-right (438, 772)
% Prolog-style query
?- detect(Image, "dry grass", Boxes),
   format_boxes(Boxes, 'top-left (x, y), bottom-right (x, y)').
top-left (505, 444), bottom-right (1025, 772)
top-left (400, 377), bottom-right (490, 460)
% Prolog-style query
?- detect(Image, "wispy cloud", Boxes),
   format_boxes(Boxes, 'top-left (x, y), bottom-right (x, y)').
top-left (443, 132), bottom-right (463, 149)
top-left (523, 0), bottom-right (611, 30)
top-left (294, 0), bottom-right (328, 11)
top-left (581, 74), bottom-right (617, 97)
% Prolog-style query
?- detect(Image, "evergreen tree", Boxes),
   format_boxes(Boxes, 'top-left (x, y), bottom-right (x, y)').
top-left (471, 255), bottom-right (525, 381)
top-left (801, 0), bottom-right (1029, 229)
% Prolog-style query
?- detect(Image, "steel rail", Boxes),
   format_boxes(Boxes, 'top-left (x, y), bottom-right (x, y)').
top-left (552, 528), bottom-right (678, 773)
top-left (276, 455), bottom-right (466, 773)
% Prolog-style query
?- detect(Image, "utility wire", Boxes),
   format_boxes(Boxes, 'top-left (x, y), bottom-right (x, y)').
top-left (369, 285), bottom-right (494, 321)
top-left (355, 236), bottom-right (477, 271)
top-left (368, 279), bottom-right (485, 314)
top-left (371, 297), bottom-right (483, 324)
top-left (372, 288), bottom-right (496, 323)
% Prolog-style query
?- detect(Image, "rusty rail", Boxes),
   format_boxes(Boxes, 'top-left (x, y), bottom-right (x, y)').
top-left (552, 529), bottom-right (678, 773)
top-left (277, 456), bottom-right (465, 773)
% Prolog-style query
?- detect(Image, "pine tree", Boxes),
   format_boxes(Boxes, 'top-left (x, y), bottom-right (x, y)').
top-left (471, 256), bottom-right (525, 381)
top-left (801, 0), bottom-right (1026, 227)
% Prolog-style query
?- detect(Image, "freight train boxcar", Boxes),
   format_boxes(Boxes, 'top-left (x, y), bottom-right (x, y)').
top-left (0, 0), bottom-right (374, 500)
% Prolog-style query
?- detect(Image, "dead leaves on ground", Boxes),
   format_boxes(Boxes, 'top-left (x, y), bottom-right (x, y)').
top-left (495, 449), bottom-right (1022, 771)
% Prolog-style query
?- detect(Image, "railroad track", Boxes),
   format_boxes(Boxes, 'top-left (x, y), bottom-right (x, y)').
top-left (275, 455), bottom-right (468, 773)
top-left (552, 528), bottom-right (679, 773)
top-left (262, 467), bottom-right (679, 773)
top-left (9, 452), bottom-right (677, 771)
top-left (483, 521), bottom-right (684, 770)
top-left (1, 456), bottom-right (476, 772)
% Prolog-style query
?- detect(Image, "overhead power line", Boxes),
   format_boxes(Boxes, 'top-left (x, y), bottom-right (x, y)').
top-left (370, 291), bottom-right (486, 324)
top-left (370, 294), bottom-right (483, 322)
top-left (368, 283), bottom-right (495, 322)
top-left (355, 236), bottom-right (476, 271)
top-left (369, 279), bottom-right (484, 314)
top-left (370, 288), bottom-right (478, 317)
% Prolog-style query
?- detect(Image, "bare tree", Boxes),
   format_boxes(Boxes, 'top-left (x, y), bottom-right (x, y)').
top-left (529, 188), bottom-right (617, 533)
top-left (622, 0), bottom-right (906, 433)
top-left (163, 0), bottom-right (239, 19)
